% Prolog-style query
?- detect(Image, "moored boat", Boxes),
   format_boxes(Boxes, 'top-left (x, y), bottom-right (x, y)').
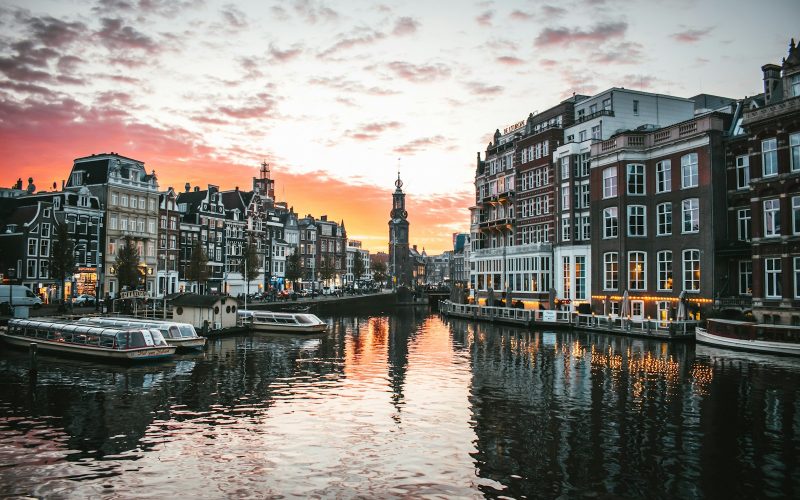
top-left (239, 310), bottom-right (327, 334)
top-left (0, 318), bottom-right (176, 362)
top-left (78, 317), bottom-right (206, 350)
top-left (695, 319), bottom-right (800, 356)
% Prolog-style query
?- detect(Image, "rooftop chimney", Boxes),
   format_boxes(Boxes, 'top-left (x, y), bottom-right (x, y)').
top-left (185, 182), bottom-right (190, 192)
top-left (762, 63), bottom-right (781, 104)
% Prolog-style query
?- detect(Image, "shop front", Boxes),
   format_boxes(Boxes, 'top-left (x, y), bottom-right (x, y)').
top-left (73, 267), bottom-right (98, 297)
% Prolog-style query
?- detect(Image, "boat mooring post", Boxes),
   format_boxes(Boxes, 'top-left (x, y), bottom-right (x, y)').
top-left (29, 342), bottom-right (38, 373)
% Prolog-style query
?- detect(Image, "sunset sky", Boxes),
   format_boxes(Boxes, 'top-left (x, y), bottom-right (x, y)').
top-left (1, 0), bottom-right (798, 253)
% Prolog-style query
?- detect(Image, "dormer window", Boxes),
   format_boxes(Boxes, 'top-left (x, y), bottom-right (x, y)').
top-left (71, 171), bottom-right (83, 185)
top-left (79, 195), bottom-right (89, 207)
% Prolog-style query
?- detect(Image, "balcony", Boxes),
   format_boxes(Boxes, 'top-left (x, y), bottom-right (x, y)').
top-left (472, 242), bottom-right (551, 258)
top-left (575, 108), bottom-right (614, 124)
top-left (479, 218), bottom-right (513, 231)
top-left (716, 296), bottom-right (753, 309)
top-left (591, 114), bottom-right (727, 156)
top-left (742, 96), bottom-right (800, 126)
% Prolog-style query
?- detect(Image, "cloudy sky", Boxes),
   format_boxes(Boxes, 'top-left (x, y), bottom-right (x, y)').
top-left (1, 0), bottom-right (798, 253)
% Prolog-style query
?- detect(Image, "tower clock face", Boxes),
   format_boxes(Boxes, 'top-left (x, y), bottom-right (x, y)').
top-left (401, 210), bottom-right (407, 219)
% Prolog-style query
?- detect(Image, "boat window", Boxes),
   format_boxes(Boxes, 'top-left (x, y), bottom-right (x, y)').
top-left (149, 329), bottom-right (168, 346)
top-left (178, 325), bottom-right (196, 338)
top-left (116, 332), bottom-right (129, 349)
top-left (296, 315), bottom-right (314, 324)
top-left (168, 326), bottom-right (181, 339)
top-left (99, 334), bottom-right (115, 348)
top-left (130, 331), bottom-right (146, 347)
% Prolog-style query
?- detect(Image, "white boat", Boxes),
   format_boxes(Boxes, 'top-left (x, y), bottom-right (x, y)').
top-left (695, 319), bottom-right (800, 356)
top-left (239, 310), bottom-right (327, 334)
top-left (1, 318), bottom-right (175, 362)
top-left (79, 317), bottom-right (206, 350)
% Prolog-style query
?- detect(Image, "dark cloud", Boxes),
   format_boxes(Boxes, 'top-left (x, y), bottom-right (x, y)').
top-left (293, 0), bottom-right (339, 24)
top-left (220, 4), bottom-right (248, 29)
top-left (535, 21), bottom-right (627, 47)
top-left (590, 41), bottom-right (643, 64)
top-left (671, 27), bottom-right (713, 43)
top-left (466, 81), bottom-right (504, 95)
top-left (56, 55), bottom-right (83, 74)
top-left (386, 61), bottom-right (451, 83)
top-left (308, 76), bottom-right (398, 96)
top-left (392, 17), bottom-right (419, 36)
top-left (345, 121), bottom-right (403, 141)
top-left (96, 18), bottom-right (159, 53)
top-left (509, 10), bottom-right (534, 21)
top-left (393, 135), bottom-right (449, 155)
top-left (541, 5), bottom-right (567, 18)
top-left (216, 92), bottom-right (277, 119)
top-left (497, 55), bottom-right (524, 66)
top-left (476, 10), bottom-right (493, 26)
top-left (319, 29), bottom-right (386, 58)
top-left (24, 15), bottom-right (87, 48)
top-left (268, 43), bottom-right (303, 63)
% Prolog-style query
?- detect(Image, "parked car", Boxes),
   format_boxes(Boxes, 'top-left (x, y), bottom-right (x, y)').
top-left (73, 294), bottom-right (97, 307)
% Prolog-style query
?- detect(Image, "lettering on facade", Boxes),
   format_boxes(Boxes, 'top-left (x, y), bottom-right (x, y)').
top-left (503, 120), bottom-right (525, 135)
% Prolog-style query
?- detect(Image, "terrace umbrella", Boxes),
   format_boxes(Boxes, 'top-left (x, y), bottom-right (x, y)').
top-left (621, 290), bottom-right (630, 318)
top-left (677, 290), bottom-right (687, 321)
top-left (548, 288), bottom-right (556, 309)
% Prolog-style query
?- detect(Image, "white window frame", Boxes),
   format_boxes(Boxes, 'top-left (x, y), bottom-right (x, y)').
top-left (602, 167), bottom-right (617, 198)
top-left (762, 138), bottom-right (778, 177)
top-left (736, 155), bottom-right (750, 189)
top-left (793, 195), bottom-right (800, 235)
top-left (763, 198), bottom-right (781, 237)
top-left (603, 207), bottom-right (618, 238)
top-left (682, 198), bottom-right (700, 234)
top-left (765, 257), bottom-right (782, 299)
top-left (626, 163), bottom-right (645, 195)
top-left (657, 250), bottom-right (673, 291)
top-left (682, 249), bottom-right (701, 292)
top-left (603, 252), bottom-right (619, 290)
top-left (656, 160), bottom-right (671, 193)
top-left (681, 153), bottom-right (698, 189)
top-left (795, 257), bottom-right (800, 299)
top-left (739, 260), bottom-right (752, 296)
top-left (657, 202), bottom-right (672, 236)
top-left (628, 251), bottom-right (646, 291)
top-left (737, 208), bottom-right (751, 242)
top-left (791, 132), bottom-right (800, 172)
top-left (627, 205), bottom-right (646, 237)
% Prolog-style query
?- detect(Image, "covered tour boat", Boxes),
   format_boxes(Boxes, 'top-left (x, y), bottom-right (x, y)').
top-left (0, 318), bottom-right (176, 361)
top-left (695, 319), bottom-right (800, 356)
top-left (239, 310), bottom-right (327, 334)
top-left (79, 317), bottom-right (206, 350)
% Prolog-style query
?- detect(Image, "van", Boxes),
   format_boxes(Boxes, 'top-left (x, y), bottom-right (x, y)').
top-left (0, 285), bottom-right (43, 308)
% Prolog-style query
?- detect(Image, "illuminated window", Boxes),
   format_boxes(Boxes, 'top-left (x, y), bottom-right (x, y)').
top-left (628, 251), bottom-right (646, 290)
top-left (683, 249), bottom-right (700, 292)
top-left (657, 250), bottom-right (673, 291)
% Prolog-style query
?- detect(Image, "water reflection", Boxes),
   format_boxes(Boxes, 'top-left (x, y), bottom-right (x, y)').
top-left (0, 310), bottom-right (798, 498)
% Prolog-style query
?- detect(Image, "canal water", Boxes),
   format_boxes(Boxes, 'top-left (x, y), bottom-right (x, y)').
top-left (1, 309), bottom-right (799, 498)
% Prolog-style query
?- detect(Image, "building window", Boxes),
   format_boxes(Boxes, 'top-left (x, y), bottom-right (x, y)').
top-left (739, 260), bottom-right (752, 295)
top-left (603, 252), bottom-right (619, 290)
top-left (683, 249), bottom-right (700, 292)
top-left (656, 160), bottom-right (671, 193)
top-left (795, 257), bottom-right (800, 299)
top-left (562, 256), bottom-right (571, 298)
top-left (627, 205), bottom-right (646, 237)
top-left (628, 251), bottom-right (646, 290)
top-left (633, 99), bottom-right (639, 115)
top-left (575, 256), bottom-right (586, 300)
top-left (657, 250), bottom-right (673, 291)
top-left (27, 259), bottom-right (36, 278)
top-left (793, 196), bottom-right (800, 235)
top-left (602, 98), bottom-right (611, 110)
top-left (682, 198), bottom-right (700, 233)
top-left (561, 217), bottom-right (570, 241)
top-left (39, 260), bottom-right (49, 279)
top-left (41, 223), bottom-right (50, 238)
top-left (681, 153), bottom-right (698, 188)
top-left (765, 257), bottom-right (782, 298)
top-left (627, 164), bottom-right (645, 195)
top-left (736, 155), bottom-right (750, 188)
top-left (579, 215), bottom-right (591, 241)
top-left (763, 199), bottom-right (781, 237)
top-left (579, 130), bottom-right (587, 142)
top-left (40, 239), bottom-right (50, 257)
top-left (657, 203), bottom-right (672, 236)
top-left (603, 207), bottom-right (618, 238)
top-left (762, 138), bottom-right (778, 177)
top-left (603, 167), bottom-right (617, 198)
top-left (560, 157), bottom-right (569, 180)
top-left (121, 194), bottom-right (128, 207)
top-left (737, 208), bottom-right (751, 241)
top-left (561, 185), bottom-right (570, 210)
top-left (28, 238), bottom-right (37, 256)
top-left (577, 153), bottom-right (590, 177)
top-left (111, 192), bottom-right (118, 205)
top-left (591, 125), bottom-right (601, 139)
top-left (791, 133), bottom-right (800, 172)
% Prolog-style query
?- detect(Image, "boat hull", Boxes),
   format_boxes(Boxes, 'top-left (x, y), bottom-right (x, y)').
top-left (695, 327), bottom-right (800, 356)
top-left (249, 323), bottom-right (327, 334)
top-left (0, 333), bottom-right (176, 362)
top-left (167, 337), bottom-right (207, 350)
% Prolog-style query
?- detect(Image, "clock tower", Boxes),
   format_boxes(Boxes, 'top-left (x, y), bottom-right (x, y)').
top-left (389, 171), bottom-right (411, 287)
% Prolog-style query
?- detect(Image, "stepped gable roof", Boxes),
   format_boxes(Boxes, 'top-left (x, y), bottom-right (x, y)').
top-left (176, 190), bottom-right (206, 206)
